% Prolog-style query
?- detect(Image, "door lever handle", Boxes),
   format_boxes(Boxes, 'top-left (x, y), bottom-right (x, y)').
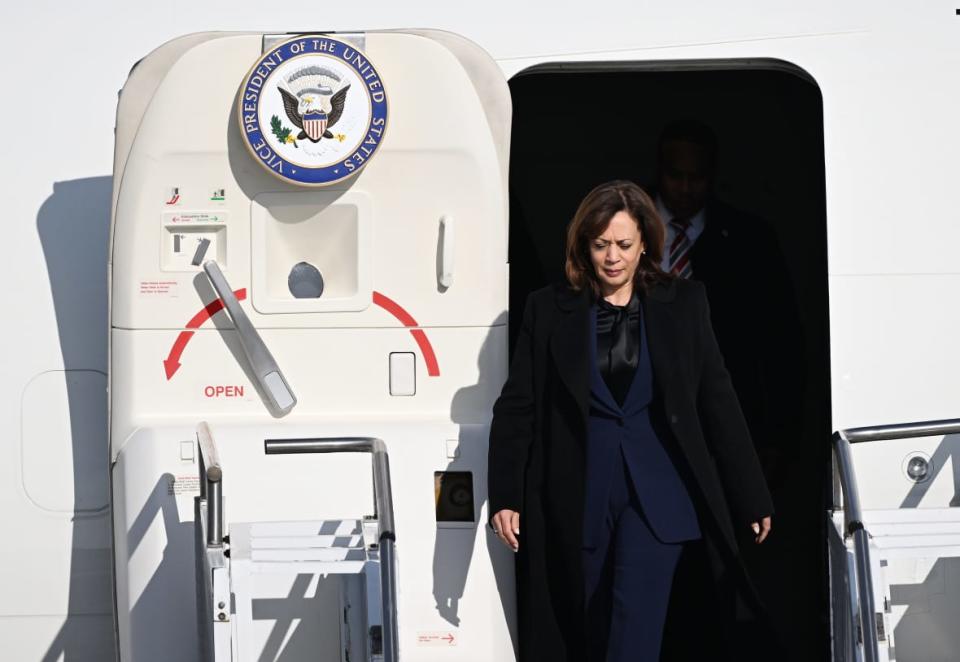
top-left (203, 260), bottom-right (297, 416)
top-left (439, 215), bottom-right (454, 289)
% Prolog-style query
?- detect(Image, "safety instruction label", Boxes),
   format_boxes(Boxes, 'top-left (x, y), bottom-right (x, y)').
top-left (167, 475), bottom-right (200, 496)
top-left (139, 280), bottom-right (179, 297)
top-left (416, 632), bottom-right (457, 647)
top-left (163, 211), bottom-right (228, 225)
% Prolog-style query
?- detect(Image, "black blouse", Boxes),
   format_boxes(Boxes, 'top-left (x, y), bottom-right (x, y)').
top-left (595, 292), bottom-right (641, 407)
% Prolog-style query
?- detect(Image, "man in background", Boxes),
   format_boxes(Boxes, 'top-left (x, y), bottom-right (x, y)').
top-left (654, 119), bottom-right (804, 489)
top-left (654, 120), bottom-right (806, 661)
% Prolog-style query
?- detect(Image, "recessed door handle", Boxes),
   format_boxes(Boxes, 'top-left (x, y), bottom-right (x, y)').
top-left (439, 215), bottom-right (454, 289)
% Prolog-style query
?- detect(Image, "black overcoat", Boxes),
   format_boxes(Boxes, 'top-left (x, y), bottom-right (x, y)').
top-left (488, 277), bottom-right (774, 661)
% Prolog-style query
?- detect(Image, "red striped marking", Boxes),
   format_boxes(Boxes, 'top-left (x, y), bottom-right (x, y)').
top-left (164, 288), bottom-right (247, 380)
top-left (165, 288), bottom-right (440, 380)
top-left (372, 291), bottom-right (440, 376)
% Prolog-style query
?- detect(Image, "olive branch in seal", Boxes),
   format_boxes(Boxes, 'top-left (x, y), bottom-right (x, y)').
top-left (270, 115), bottom-right (298, 148)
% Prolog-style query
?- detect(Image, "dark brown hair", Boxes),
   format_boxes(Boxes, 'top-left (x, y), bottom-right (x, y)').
top-left (564, 180), bottom-right (672, 297)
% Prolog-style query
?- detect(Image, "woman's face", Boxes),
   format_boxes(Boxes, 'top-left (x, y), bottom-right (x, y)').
top-left (589, 211), bottom-right (645, 294)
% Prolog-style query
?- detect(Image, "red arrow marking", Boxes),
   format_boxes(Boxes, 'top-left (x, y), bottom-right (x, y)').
top-left (163, 288), bottom-right (247, 380)
top-left (442, 634), bottom-right (455, 644)
top-left (165, 288), bottom-right (437, 380)
top-left (372, 291), bottom-right (440, 376)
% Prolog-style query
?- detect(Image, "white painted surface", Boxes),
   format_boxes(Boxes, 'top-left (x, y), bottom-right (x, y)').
top-left (4, 2), bottom-right (960, 660)
top-left (251, 191), bottom-right (373, 313)
top-left (390, 352), bottom-right (417, 396)
top-left (110, 29), bottom-right (513, 661)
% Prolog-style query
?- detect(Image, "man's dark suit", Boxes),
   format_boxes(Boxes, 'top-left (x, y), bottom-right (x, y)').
top-left (686, 199), bottom-right (804, 481)
top-left (662, 198), bottom-right (803, 660)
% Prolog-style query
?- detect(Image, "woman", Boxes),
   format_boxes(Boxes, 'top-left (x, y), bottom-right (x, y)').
top-left (488, 180), bottom-right (773, 661)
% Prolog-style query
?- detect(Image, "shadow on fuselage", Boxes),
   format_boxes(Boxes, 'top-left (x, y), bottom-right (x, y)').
top-left (36, 176), bottom-right (115, 661)
top-left (890, 555), bottom-right (960, 660)
top-left (433, 314), bottom-right (518, 652)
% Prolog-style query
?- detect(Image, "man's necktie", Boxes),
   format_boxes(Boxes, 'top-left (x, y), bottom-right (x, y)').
top-left (668, 219), bottom-right (693, 278)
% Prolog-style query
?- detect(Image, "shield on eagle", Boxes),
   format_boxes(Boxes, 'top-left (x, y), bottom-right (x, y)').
top-left (276, 65), bottom-right (352, 145)
top-left (303, 110), bottom-right (329, 142)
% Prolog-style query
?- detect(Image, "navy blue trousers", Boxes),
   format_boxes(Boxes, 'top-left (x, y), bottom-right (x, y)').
top-left (582, 450), bottom-right (689, 662)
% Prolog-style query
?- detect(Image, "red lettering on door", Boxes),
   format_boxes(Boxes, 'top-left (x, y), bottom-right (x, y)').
top-left (203, 385), bottom-right (245, 398)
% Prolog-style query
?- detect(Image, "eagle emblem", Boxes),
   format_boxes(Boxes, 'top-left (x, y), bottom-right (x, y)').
top-left (238, 35), bottom-right (388, 186)
top-left (278, 65), bottom-right (351, 143)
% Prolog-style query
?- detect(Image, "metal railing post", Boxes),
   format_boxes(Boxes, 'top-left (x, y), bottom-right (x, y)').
top-left (197, 422), bottom-right (224, 548)
top-left (832, 430), bottom-right (877, 662)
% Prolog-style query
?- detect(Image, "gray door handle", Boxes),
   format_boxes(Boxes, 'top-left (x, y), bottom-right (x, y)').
top-left (203, 261), bottom-right (297, 416)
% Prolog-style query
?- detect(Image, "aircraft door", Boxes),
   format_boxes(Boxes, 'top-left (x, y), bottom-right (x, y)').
top-left (110, 30), bottom-right (514, 661)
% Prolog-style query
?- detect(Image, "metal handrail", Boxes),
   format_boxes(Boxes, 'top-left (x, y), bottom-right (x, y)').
top-left (264, 437), bottom-right (398, 662)
top-left (842, 418), bottom-right (960, 444)
top-left (832, 417), bottom-right (960, 662)
top-left (197, 422), bottom-right (224, 547)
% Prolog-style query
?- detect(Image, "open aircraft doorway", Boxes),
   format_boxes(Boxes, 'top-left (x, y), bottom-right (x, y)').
top-left (507, 61), bottom-right (830, 661)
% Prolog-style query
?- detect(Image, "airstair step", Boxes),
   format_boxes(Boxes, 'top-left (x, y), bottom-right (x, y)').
top-left (862, 508), bottom-right (960, 524)
top-left (229, 520), bottom-right (377, 571)
top-left (251, 534), bottom-right (364, 550)
top-left (859, 508), bottom-right (960, 551)
top-left (248, 519), bottom-right (363, 537)
top-left (868, 522), bottom-right (960, 537)
top-left (251, 547), bottom-right (370, 562)
top-left (240, 559), bottom-right (370, 575)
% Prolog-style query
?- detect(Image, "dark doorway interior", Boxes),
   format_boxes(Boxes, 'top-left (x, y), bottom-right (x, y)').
top-left (508, 63), bottom-right (830, 661)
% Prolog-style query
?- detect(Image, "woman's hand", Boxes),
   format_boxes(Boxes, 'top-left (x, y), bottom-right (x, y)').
top-left (491, 509), bottom-right (520, 552)
top-left (750, 516), bottom-right (772, 544)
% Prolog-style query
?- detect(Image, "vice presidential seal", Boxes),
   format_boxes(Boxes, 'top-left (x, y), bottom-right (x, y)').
top-left (238, 36), bottom-right (388, 186)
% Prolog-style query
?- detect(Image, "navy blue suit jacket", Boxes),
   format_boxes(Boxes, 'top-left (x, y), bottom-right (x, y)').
top-left (583, 305), bottom-right (700, 547)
